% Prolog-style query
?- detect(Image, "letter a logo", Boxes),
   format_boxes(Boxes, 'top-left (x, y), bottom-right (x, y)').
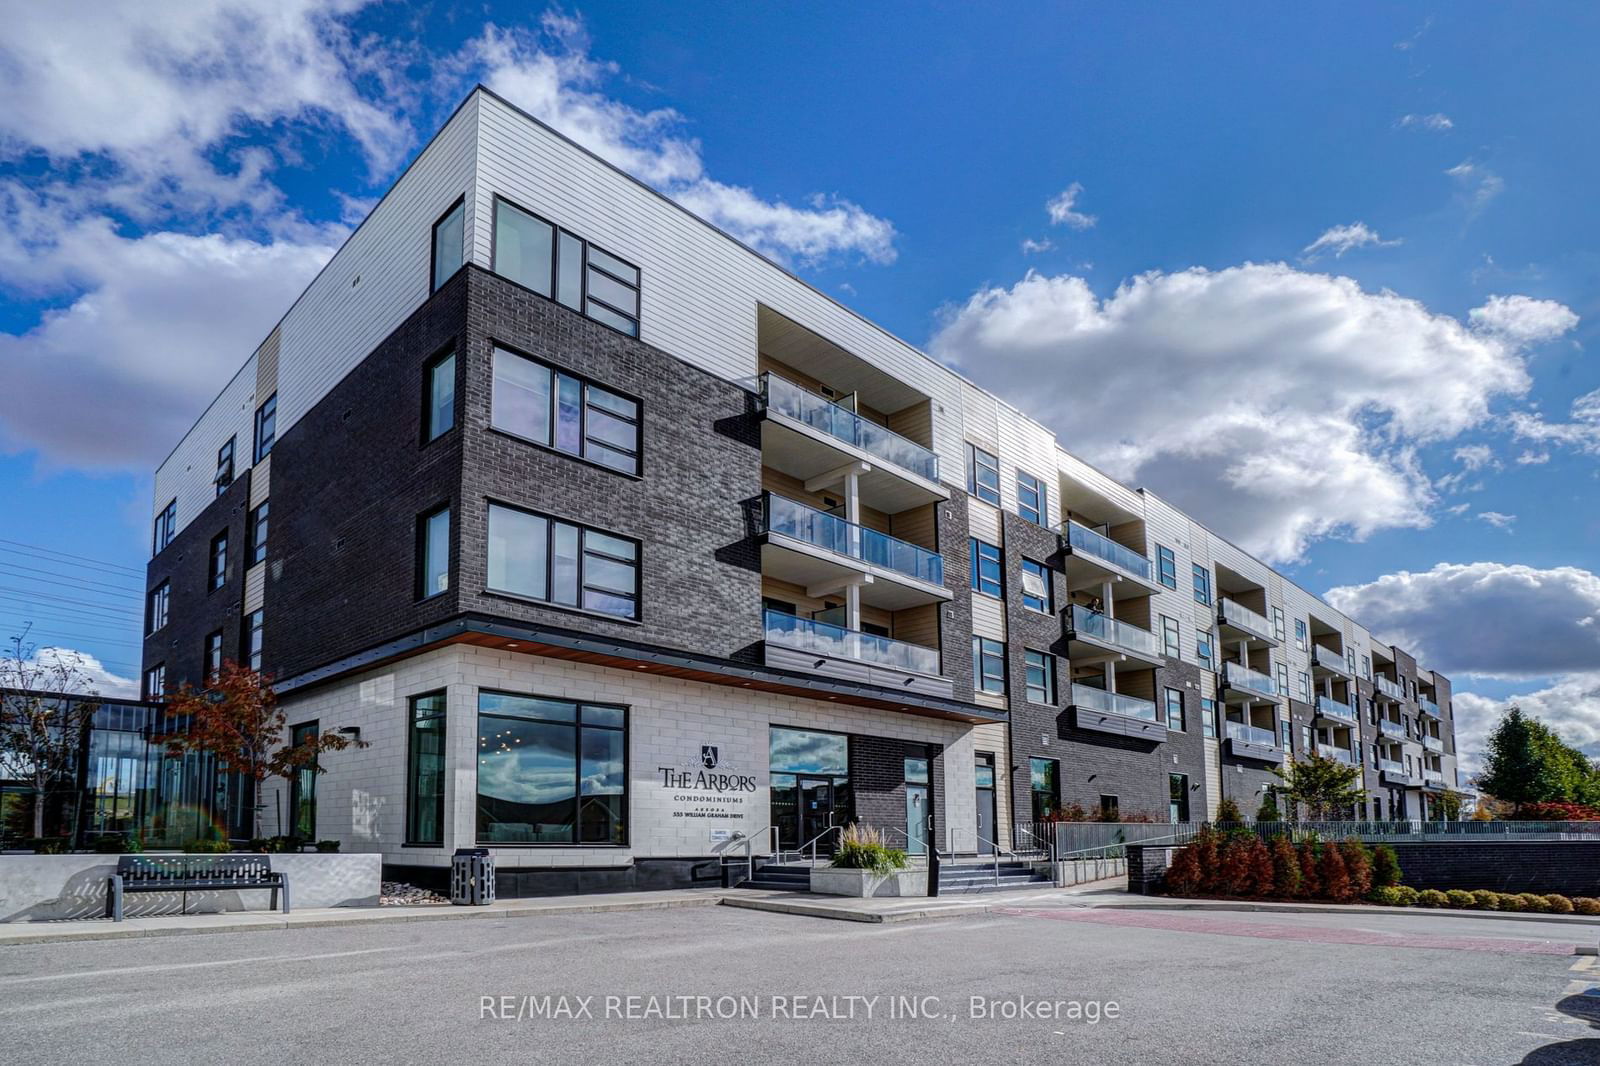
top-left (701, 745), bottom-right (719, 769)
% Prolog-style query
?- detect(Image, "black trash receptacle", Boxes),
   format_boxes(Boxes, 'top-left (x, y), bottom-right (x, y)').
top-left (451, 847), bottom-right (496, 905)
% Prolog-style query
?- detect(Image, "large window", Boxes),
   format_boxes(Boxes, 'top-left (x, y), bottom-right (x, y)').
top-left (487, 502), bottom-right (639, 620)
top-left (969, 538), bottom-right (1002, 598)
top-left (1020, 558), bottom-right (1052, 613)
top-left (1023, 650), bottom-right (1055, 705)
top-left (209, 530), bottom-right (228, 591)
top-left (966, 443), bottom-right (1001, 506)
top-left (490, 347), bottom-right (640, 475)
top-left (424, 350), bottom-right (456, 442)
top-left (1017, 471), bottom-right (1046, 525)
top-left (431, 198), bottom-right (465, 292)
top-left (253, 393), bottom-right (276, 462)
top-left (214, 437), bottom-right (235, 497)
top-left (144, 663), bottom-right (166, 701)
top-left (1169, 774), bottom-right (1190, 822)
top-left (1165, 688), bottom-right (1186, 731)
top-left (1276, 663), bottom-right (1289, 696)
top-left (1156, 545), bottom-right (1177, 589)
top-left (243, 609), bottom-right (264, 671)
top-left (418, 505), bottom-right (450, 599)
top-left (492, 198), bottom-right (641, 336)
top-left (1200, 697), bottom-right (1218, 738)
top-left (153, 499), bottom-right (176, 556)
top-left (146, 581), bottom-right (169, 634)
top-left (1272, 606), bottom-right (1286, 642)
top-left (476, 692), bottom-right (627, 845)
top-left (1030, 758), bottom-right (1059, 822)
top-left (289, 721), bottom-right (318, 839)
top-left (247, 501), bottom-right (269, 565)
top-left (1294, 618), bottom-right (1307, 650)
top-left (1196, 629), bottom-right (1214, 670)
top-left (204, 630), bottom-right (223, 681)
top-left (1192, 564), bottom-right (1212, 606)
top-left (1161, 615), bottom-right (1180, 659)
top-left (406, 691), bottom-right (447, 846)
top-left (972, 636), bottom-right (1006, 695)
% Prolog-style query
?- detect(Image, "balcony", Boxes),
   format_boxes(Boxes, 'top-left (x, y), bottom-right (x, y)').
top-left (757, 374), bottom-right (947, 512)
top-left (1059, 520), bottom-right (1159, 599)
top-left (1312, 644), bottom-right (1351, 677)
top-left (1379, 759), bottom-right (1416, 788)
top-left (1224, 719), bottom-right (1283, 764)
top-left (1317, 745), bottom-right (1357, 767)
top-left (1374, 674), bottom-right (1405, 702)
top-left (757, 493), bottom-right (950, 610)
top-left (1221, 661), bottom-right (1279, 703)
top-left (1378, 717), bottom-right (1407, 740)
top-left (1422, 769), bottom-right (1449, 789)
top-left (1422, 734), bottom-right (1444, 753)
top-left (761, 610), bottom-right (952, 698)
top-left (1315, 695), bottom-right (1358, 725)
top-left (1065, 604), bottom-right (1162, 668)
top-left (1069, 683), bottom-right (1167, 742)
top-left (1217, 599), bottom-right (1277, 646)
top-left (1418, 696), bottom-right (1442, 718)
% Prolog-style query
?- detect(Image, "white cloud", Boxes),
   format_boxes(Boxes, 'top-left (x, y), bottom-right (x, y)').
top-left (7, 645), bottom-right (140, 700)
top-left (1301, 222), bottom-right (1401, 261)
top-left (672, 182), bottom-right (896, 266)
top-left (1476, 510), bottom-right (1516, 529)
top-left (1453, 444), bottom-right (1495, 471)
top-left (1453, 676), bottom-right (1600, 775)
top-left (1397, 113), bottom-right (1454, 131)
top-left (1020, 237), bottom-right (1054, 255)
top-left (1515, 450), bottom-right (1550, 465)
top-left (1509, 386), bottom-right (1600, 457)
top-left (1468, 294), bottom-right (1580, 345)
top-left (930, 264), bottom-right (1573, 562)
top-left (1045, 183), bottom-right (1096, 230)
top-left (1447, 160), bottom-right (1506, 217)
top-left (1445, 502), bottom-right (1471, 515)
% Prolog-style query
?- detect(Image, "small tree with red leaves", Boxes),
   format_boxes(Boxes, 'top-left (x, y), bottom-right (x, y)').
top-left (159, 661), bottom-right (366, 840)
top-left (1297, 842), bottom-right (1321, 899)
top-left (1246, 837), bottom-right (1277, 898)
top-left (1270, 835), bottom-right (1302, 898)
top-left (1318, 840), bottom-right (1353, 901)
top-left (1163, 844), bottom-right (1202, 896)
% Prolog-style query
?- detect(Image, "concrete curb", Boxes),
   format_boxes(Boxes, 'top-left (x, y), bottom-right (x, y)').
top-left (1086, 899), bottom-right (1600, 928)
top-left (717, 895), bottom-right (995, 924)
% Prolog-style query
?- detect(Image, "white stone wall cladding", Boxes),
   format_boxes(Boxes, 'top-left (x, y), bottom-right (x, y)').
top-left (275, 645), bottom-right (980, 870)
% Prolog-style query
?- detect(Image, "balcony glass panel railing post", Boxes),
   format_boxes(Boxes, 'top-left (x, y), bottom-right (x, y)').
top-left (763, 494), bottom-right (943, 586)
top-left (1374, 675), bottom-right (1405, 701)
top-left (760, 374), bottom-right (939, 481)
top-left (1069, 604), bottom-right (1159, 657)
top-left (1317, 695), bottom-right (1357, 721)
top-left (1224, 719), bottom-right (1276, 747)
top-left (1223, 661), bottom-right (1278, 699)
top-left (763, 609), bottom-right (941, 676)
top-left (1061, 521), bottom-right (1152, 581)
top-left (1219, 598), bottom-right (1272, 638)
top-left (1418, 696), bottom-right (1441, 718)
top-left (1070, 683), bottom-right (1158, 723)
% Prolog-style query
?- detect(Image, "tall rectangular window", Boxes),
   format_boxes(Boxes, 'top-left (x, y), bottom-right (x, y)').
top-left (1272, 606), bottom-right (1286, 642)
top-left (1276, 663), bottom-right (1289, 696)
top-left (214, 437), bottom-right (235, 497)
top-left (969, 538), bottom-right (1002, 598)
top-left (1030, 758), bottom-right (1060, 822)
top-left (143, 663), bottom-right (165, 701)
top-left (972, 636), bottom-right (1006, 695)
top-left (1023, 650), bottom-right (1055, 705)
top-left (1169, 773), bottom-right (1190, 822)
top-left (1161, 615), bottom-right (1181, 659)
top-left (1020, 558), bottom-right (1052, 613)
top-left (1192, 564), bottom-right (1212, 606)
top-left (492, 199), bottom-right (641, 336)
top-left (1165, 688), bottom-right (1185, 731)
top-left (1016, 471), bottom-right (1045, 524)
top-left (1361, 655), bottom-right (1371, 680)
top-left (1099, 794), bottom-right (1119, 821)
top-left (147, 581), bottom-right (169, 634)
top-left (1294, 618), bottom-right (1307, 650)
top-left (424, 351), bottom-right (456, 441)
top-left (153, 499), bottom-right (176, 556)
top-left (490, 347), bottom-right (640, 475)
top-left (243, 609), bottom-right (264, 671)
top-left (966, 443), bottom-right (1000, 505)
top-left (476, 692), bottom-right (627, 845)
top-left (204, 630), bottom-right (223, 681)
top-left (431, 198), bottom-right (464, 291)
top-left (253, 393), bottom-right (276, 462)
top-left (1156, 545), bottom-right (1177, 589)
top-left (487, 503), bottom-right (639, 620)
top-left (1298, 671), bottom-right (1310, 700)
top-left (209, 530), bottom-right (228, 591)
top-left (289, 721), bottom-right (318, 839)
top-left (418, 505), bottom-right (450, 598)
top-left (247, 501), bottom-right (269, 565)
top-left (1196, 630), bottom-right (1214, 670)
top-left (406, 691), bottom-right (447, 846)
top-left (1200, 697), bottom-right (1217, 738)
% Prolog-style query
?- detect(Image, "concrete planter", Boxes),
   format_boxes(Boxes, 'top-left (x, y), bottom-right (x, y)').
top-left (809, 866), bottom-right (927, 898)
top-left (0, 852), bottom-right (382, 922)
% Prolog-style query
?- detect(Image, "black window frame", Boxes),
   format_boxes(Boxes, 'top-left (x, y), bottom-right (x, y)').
top-left (489, 343), bottom-right (643, 478)
top-left (422, 346), bottom-right (458, 444)
top-left (242, 608), bottom-right (264, 671)
top-left (152, 499), bottom-right (176, 556)
top-left (1161, 615), bottom-right (1180, 659)
top-left (416, 502), bottom-right (451, 601)
top-left (485, 500), bottom-right (642, 622)
top-left (253, 393), bottom-right (276, 462)
top-left (1156, 544), bottom-right (1177, 589)
top-left (214, 437), bottom-right (235, 497)
top-left (1030, 757), bottom-right (1060, 822)
top-left (965, 443), bottom-right (1001, 506)
top-left (204, 629), bottom-right (224, 681)
top-left (972, 636), bottom-right (1006, 695)
top-left (1165, 687), bottom-right (1185, 732)
top-left (405, 690), bottom-right (448, 847)
top-left (1099, 794), bottom-right (1119, 821)
top-left (146, 581), bottom-right (169, 635)
top-left (1023, 649), bottom-right (1056, 705)
top-left (1196, 629), bottom-right (1213, 670)
top-left (1020, 558), bottom-right (1053, 614)
top-left (247, 501), bottom-right (269, 565)
top-left (1200, 697), bottom-right (1218, 739)
top-left (143, 663), bottom-right (166, 701)
top-left (288, 720), bottom-right (318, 839)
top-left (1016, 471), bottom-right (1046, 525)
top-left (490, 195), bottom-right (642, 338)
top-left (1192, 563), bottom-right (1212, 606)
top-left (969, 538), bottom-right (1002, 599)
top-left (208, 529), bottom-right (228, 592)
top-left (430, 195), bottom-right (466, 294)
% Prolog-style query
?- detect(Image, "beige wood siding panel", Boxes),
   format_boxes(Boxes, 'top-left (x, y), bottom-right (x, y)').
top-left (971, 595), bottom-right (1006, 641)
top-left (249, 455), bottom-right (271, 509)
top-left (243, 562), bottom-right (266, 614)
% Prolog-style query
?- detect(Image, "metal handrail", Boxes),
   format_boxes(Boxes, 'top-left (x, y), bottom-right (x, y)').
top-left (788, 823), bottom-right (841, 866)
top-left (1013, 823), bottom-right (1059, 885)
top-left (728, 824), bottom-right (779, 886)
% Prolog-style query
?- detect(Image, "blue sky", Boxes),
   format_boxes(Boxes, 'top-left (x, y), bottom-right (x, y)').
top-left (1, 3), bottom-right (1596, 770)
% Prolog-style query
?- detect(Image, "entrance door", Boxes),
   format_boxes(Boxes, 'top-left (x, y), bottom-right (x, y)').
top-left (903, 756), bottom-right (930, 856)
top-left (798, 776), bottom-right (835, 853)
top-left (975, 755), bottom-right (996, 855)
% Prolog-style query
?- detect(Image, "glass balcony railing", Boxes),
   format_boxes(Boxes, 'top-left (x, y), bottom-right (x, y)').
top-left (762, 493), bottom-right (944, 586)
top-left (1418, 696), bottom-right (1441, 718)
top-left (1225, 719), bottom-right (1277, 747)
top-left (1423, 769), bottom-right (1448, 787)
top-left (1068, 604), bottom-right (1159, 657)
top-left (1317, 695), bottom-right (1357, 722)
top-left (1378, 717), bottom-right (1407, 738)
top-left (763, 609), bottom-right (940, 676)
top-left (1061, 520), bottom-right (1152, 581)
top-left (1313, 644), bottom-right (1350, 674)
top-left (1317, 746), bottom-right (1357, 766)
top-left (1222, 661), bottom-right (1278, 699)
top-left (1070, 683), bottom-right (1159, 723)
top-left (1218, 598), bottom-right (1273, 639)
top-left (1374, 674), bottom-right (1405, 702)
top-left (760, 374), bottom-right (939, 482)
top-left (1422, 734), bottom-right (1444, 753)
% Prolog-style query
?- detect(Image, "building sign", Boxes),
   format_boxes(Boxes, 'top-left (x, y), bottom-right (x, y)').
top-left (657, 740), bottom-right (759, 838)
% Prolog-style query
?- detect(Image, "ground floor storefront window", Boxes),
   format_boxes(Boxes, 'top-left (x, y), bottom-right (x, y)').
top-left (476, 691), bottom-right (627, 845)
top-left (1030, 757), bottom-right (1059, 822)
top-left (769, 726), bottom-right (851, 852)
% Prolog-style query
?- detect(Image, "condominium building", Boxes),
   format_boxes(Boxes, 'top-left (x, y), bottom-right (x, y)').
top-left (141, 87), bottom-right (1457, 894)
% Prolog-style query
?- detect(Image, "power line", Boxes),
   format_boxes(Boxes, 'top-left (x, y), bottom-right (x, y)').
top-left (0, 562), bottom-right (144, 598)
top-left (0, 609), bottom-right (143, 639)
top-left (0, 588), bottom-right (143, 619)
top-left (0, 538), bottom-right (144, 577)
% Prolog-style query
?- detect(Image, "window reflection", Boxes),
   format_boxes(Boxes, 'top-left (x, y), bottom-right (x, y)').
top-left (476, 693), bottom-right (626, 845)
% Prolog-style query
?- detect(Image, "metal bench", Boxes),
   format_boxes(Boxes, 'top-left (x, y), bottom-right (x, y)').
top-left (105, 854), bottom-right (290, 922)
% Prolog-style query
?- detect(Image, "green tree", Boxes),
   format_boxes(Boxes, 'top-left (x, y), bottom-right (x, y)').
top-left (1477, 707), bottom-right (1600, 811)
top-left (1270, 753), bottom-right (1366, 821)
top-left (0, 629), bottom-right (102, 839)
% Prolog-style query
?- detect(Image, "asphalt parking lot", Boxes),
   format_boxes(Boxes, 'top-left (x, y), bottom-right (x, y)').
top-left (2, 904), bottom-right (1596, 1065)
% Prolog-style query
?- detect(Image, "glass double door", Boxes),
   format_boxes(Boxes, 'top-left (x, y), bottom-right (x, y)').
top-left (773, 774), bottom-right (838, 852)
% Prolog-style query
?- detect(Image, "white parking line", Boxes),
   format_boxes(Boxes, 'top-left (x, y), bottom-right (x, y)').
top-left (0, 945), bottom-right (408, 985)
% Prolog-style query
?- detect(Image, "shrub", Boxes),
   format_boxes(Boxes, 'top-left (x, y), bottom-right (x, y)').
top-left (1509, 801), bottom-right (1600, 822)
top-left (1417, 889), bottom-right (1449, 908)
top-left (1519, 893), bottom-right (1551, 913)
top-left (1297, 843), bottom-right (1322, 899)
top-left (1195, 829), bottom-right (1223, 895)
top-left (1256, 796), bottom-right (1281, 823)
top-left (1545, 894), bottom-right (1575, 914)
top-left (1574, 897), bottom-right (1600, 916)
top-left (1246, 838), bottom-right (1276, 898)
top-left (830, 824), bottom-right (907, 875)
top-left (1163, 845), bottom-right (1202, 896)
top-left (1392, 885), bottom-right (1419, 906)
top-left (1341, 839), bottom-right (1373, 900)
top-left (1370, 845), bottom-right (1403, 889)
top-left (1215, 798), bottom-right (1243, 824)
top-left (1318, 842), bottom-right (1353, 902)
top-left (91, 834), bottom-right (140, 854)
top-left (315, 839), bottom-right (340, 853)
top-left (182, 838), bottom-right (232, 854)
top-left (1368, 885), bottom-right (1410, 906)
top-left (1446, 890), bottom-right (1476, 909)
top-left (1270, 835), bottom-right (1301, 898)
top-left (1057, 803), bottom-right (1089, 823)
top-left (21, 837), bottom-right (70, 854)
top-left (1472, 890), bottom-right (1501, 910)
top-left (1497, 892), bottom-right (1526, 912)
top-left (1218, 838), bottom-right (1255, 896)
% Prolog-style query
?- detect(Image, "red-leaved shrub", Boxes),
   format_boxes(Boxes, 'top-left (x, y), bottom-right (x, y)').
top-left (1297, 843), bottom-right (1321, 899)
top-left (1318, 843), bottom-right (1353, 902)
top-left (1163, 845), bottom-right (1202, 896)
top-left (1509, 801), bottom-right (1600, 822)
top-left (1247, 838), bottom-right (1276, 898)
top-left (1270, 836), bottom-right (1302, 898)
top-left (1340, 839), bottom-right (1373, 899)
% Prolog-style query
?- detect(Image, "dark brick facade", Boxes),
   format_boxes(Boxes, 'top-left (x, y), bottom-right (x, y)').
top-left (998, 510), bottom-right (1070, 828)
top-left (1385, 840), bottom-right (1600, 896)
top-left (936, 489), bottom-right (976, 702)
top-left (849, 735), bottom-right (944, 848)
